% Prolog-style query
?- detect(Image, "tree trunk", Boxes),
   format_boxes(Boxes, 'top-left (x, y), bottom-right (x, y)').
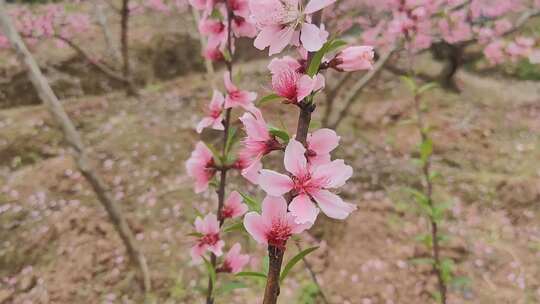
top-left (93, 1), bottom-right (122, 62)
top-left (0, 1), bottom-right (150, 294)
top-left (432, 42), bottom-right (463, 92)
top-left (120, 0), bottom-right (137, 95)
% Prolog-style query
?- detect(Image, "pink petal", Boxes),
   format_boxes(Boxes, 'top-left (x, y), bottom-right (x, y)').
top-left (223, 71), bottom-right (237, 92)
top-left (304, 0), bottom-right (336, 14)
top-left (254, 25), bottom-right (281, 50)
top-left (241, 158), bottom-right (262, 184)
top-left (190, 244), bottom-right (206, 264)
top-left (300, 22), bottom-right (326, 52)
top-left (209, 89), bottom-right (225, 108)
top-left (269, 26), bottom-right (295, 55)
top-left (308, 128), bottom-right (340, 154)
top-left (196, 117), bottom-right (214, 133)
top-left (244, 212), bottom-right (268, 245)
top-left (311, 189), bottom-right (356, 220)
top-left (261, 195), bottom-right (288, 220)
top-left (284, 139), bottom-right (308, 177)
top-left (258, 170), bottom-right (293, 196)
top-left (311, 159), bottom-right (353, 188)
top-left (239, 112), bottom-right (269, 141)
top-left (209, 240), bottom-right (225, 256)
top-left (296, 75), bottom-right (315, 101)
top-left (289, 194), bottom-right (320, 224)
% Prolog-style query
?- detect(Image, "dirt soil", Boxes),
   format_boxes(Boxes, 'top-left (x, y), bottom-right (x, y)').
top-left (0, 8), bottom-right (540, 304)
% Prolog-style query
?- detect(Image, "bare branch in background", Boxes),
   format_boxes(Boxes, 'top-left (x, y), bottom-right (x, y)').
top-left (0, 1), bottom-right (151, 295)
top-left (93, 1), bottom-right (122, 62)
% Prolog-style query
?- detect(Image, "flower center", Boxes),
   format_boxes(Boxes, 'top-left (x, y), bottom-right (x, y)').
top-left (221, 206), bottom-right (234, 219)
top-left (266, 220), bottom-right (292, 248)
top-left (200, 233), bottom-right (219, 246)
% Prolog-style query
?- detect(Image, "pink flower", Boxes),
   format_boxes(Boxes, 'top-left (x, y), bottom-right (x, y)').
top-left (484, 40), bottom-right (505, 65)
top-left (333, 46), bottom-right (374, 71)
top-left (199, 18), bottom-right (227, 48)
top-left (220, 243), bottom-right (250, 273)
top-left (258, 139), bottom-right (356, 224)
top-left (221, 191), bottom-right (248, 219)
top-left (186, 142), bottom-right (216, 193)
top-left (190, 214), bottom-right (225, 263)
top-left (232, 15), bottom-right (257, 38)
top-left (203, 46), bottom-right (224, 61)
top-left (269, 57), bottom-right (325, 103)
top-left (244, 195), bottom-right (310, 248)
top-left (249, 0), bottom-right (335, 55)
top-left (306, 128), bottom-right (340, 165)
top-left (196, 90), bottom-right (225, 133)
top-left (234, 154), bottom-right (263, 184)
top-left (237, 112), bottom-right (281, 182)
top-left (223, 72), bottom-right (258, 111)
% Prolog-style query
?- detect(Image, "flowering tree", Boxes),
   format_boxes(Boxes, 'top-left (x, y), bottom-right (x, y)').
top-left (186, 0), bottom-right (374, 303)
top-left (321, 0), bottom-right (540, 129)
top-left (0, 0), bottom-right (189, 94)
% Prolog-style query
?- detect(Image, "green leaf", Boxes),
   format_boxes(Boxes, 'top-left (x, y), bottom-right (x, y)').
top-left (417, 82), bottom-right (439, 95)
top-left (432, 201), bottom-right (452, 223)
top-left (187, 232), bottom-right (204, 238)
top-left (202, 257), bottom-right (217, 289)
top-left (222, 48), bottom-right (232, 62)
top-left (420, 138), bottom-right (433, 163)
top-left (279, 246), bottom-right (319, 283)
top-left (235, 271), bottom-right (267, 279)
top-left (414, 233), bottom-right (433, 248)
top-left (439, 258), bottom-right (455, 284)
top-left (307, 39), bottom-right (346, 77)
top-left (262, 256), bottom-right (269, 274)
top-left (225, 127), bottom-right (238, 155)
top-left (409, 257), bottom-right (435, 265)
top-left (214, 281), bottom-right (246, 295)
top-left (206, 143), bottom-right (223, 165)
top-left (239, 192), bottom-right (261, 212)
top-left (269, 126), bottom-right (290, 142)
top-left (400, 75), bottom-right (417, 93)
top-left (258, 93), bottom-right (282, 106)
top-left (403, 187), bottom-right (431, 215)
top-left (223, 222), bottom-right (245, 234)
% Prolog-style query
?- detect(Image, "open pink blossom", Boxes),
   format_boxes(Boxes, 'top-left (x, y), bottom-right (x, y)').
top-left (333, 46), bottom-right (374, 71)
top-left (237, 112), bottom-right (281, 182)
top-left (220, 243), bottom-right (250, 273)
top-left (306, 128), bottom-right (340, 165)
top-left (185, 142), bottom-right (216, 193)
top-left (232, 15), bottom-right (257, 38)
top-left (258, 139), bottom-right (356, 224)
top-left (244, 195), bottom-right (310, 248)
top-left (234, 154), bottom-right (263, 184)
top-left (190, 214), bottom-right (225, 263)
top-left (223, 72), bottom-right (258, 111)
top-left (196, 90), bottom-right (225, 133)
top-left (199, 18), bottom-right (227, 48)
top-left (221, 191), bottom-right (248, 219)
top-left (269, 57), bottom-right (325, 103)
top-left (249, 0), bottom-right (335, 55)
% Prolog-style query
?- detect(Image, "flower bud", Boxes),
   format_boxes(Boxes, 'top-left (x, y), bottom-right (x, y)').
top-left (333, 46), bottom-right (374, 72)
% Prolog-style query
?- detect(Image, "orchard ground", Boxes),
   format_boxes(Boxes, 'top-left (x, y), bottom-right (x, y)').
top-left (1, 7), bottom-right (540, 304)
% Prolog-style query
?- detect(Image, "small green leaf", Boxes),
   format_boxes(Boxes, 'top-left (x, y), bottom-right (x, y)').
top-left (420, 138), bottom-right (433, 163)
top-left (187, 232), bottom-right (204, 238)
top-left (400, 75), bottom-right (417, 93)
top-left (258, 93), bottom-right (282, 106)
top-left (414, 233), bottom-right (433, 248)
top-left (223, 222), bottom-right (245, 233)
top-left (238, 192), bottom-right (261, 212)
top-left (417, 82), bottom-right (439, 95)
top-left (269, 126), bottom-right (290, 142)
top-left (262, 256), bottom-right (269, 274)
top-left (280, 246), bottom-right (319, 283)
top-left (439, 258), bottom-right (455, 284)
top-left (206, 143), bottom-right (223, 165)
top-left (235, 271), bottom-right (267, 279)
top-left (222, 49), bottom-right (232, 62)
top-left (403, 187), bottom-right (431, 214)
top-left (202, 257), bottom-right (217, 288)
top-left (214, 281), bottom-right (246, 295)
top-left (307, 39), bottom-right (346, 77)
top-left (225, 127), bottom-right (238, 155)
top-left (409, 257), bottom-right (435, 265)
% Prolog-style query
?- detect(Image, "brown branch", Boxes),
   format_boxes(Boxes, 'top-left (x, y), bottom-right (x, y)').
top-left (0, 1), bottom-right (151, 295)
top-left (120, 0), bottom-right (136, 95)
top-left (93, 1), bottom-right (122, 62)
top-left (330, 47), bottom-right (395, 130)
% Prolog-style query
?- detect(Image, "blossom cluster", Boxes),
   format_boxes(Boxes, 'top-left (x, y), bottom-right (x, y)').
top-left (328, 0), bottom-right (540, 65)
top-left (186, 1), bottom-right (374, 287)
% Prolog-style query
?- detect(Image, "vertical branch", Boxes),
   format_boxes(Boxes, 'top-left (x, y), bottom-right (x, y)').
top-left (0, 1), bottom-right (151, 294)
top-left (262, 10), bottom-right (323, 304)
top-left (206, 3), bottom-right (234, 304)
top-left (93, 1), bottom-right (122, 62)
top-left (413, 92), bottom-right (446, 304)
top-left (120, 0), bottom-right (136, 95)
